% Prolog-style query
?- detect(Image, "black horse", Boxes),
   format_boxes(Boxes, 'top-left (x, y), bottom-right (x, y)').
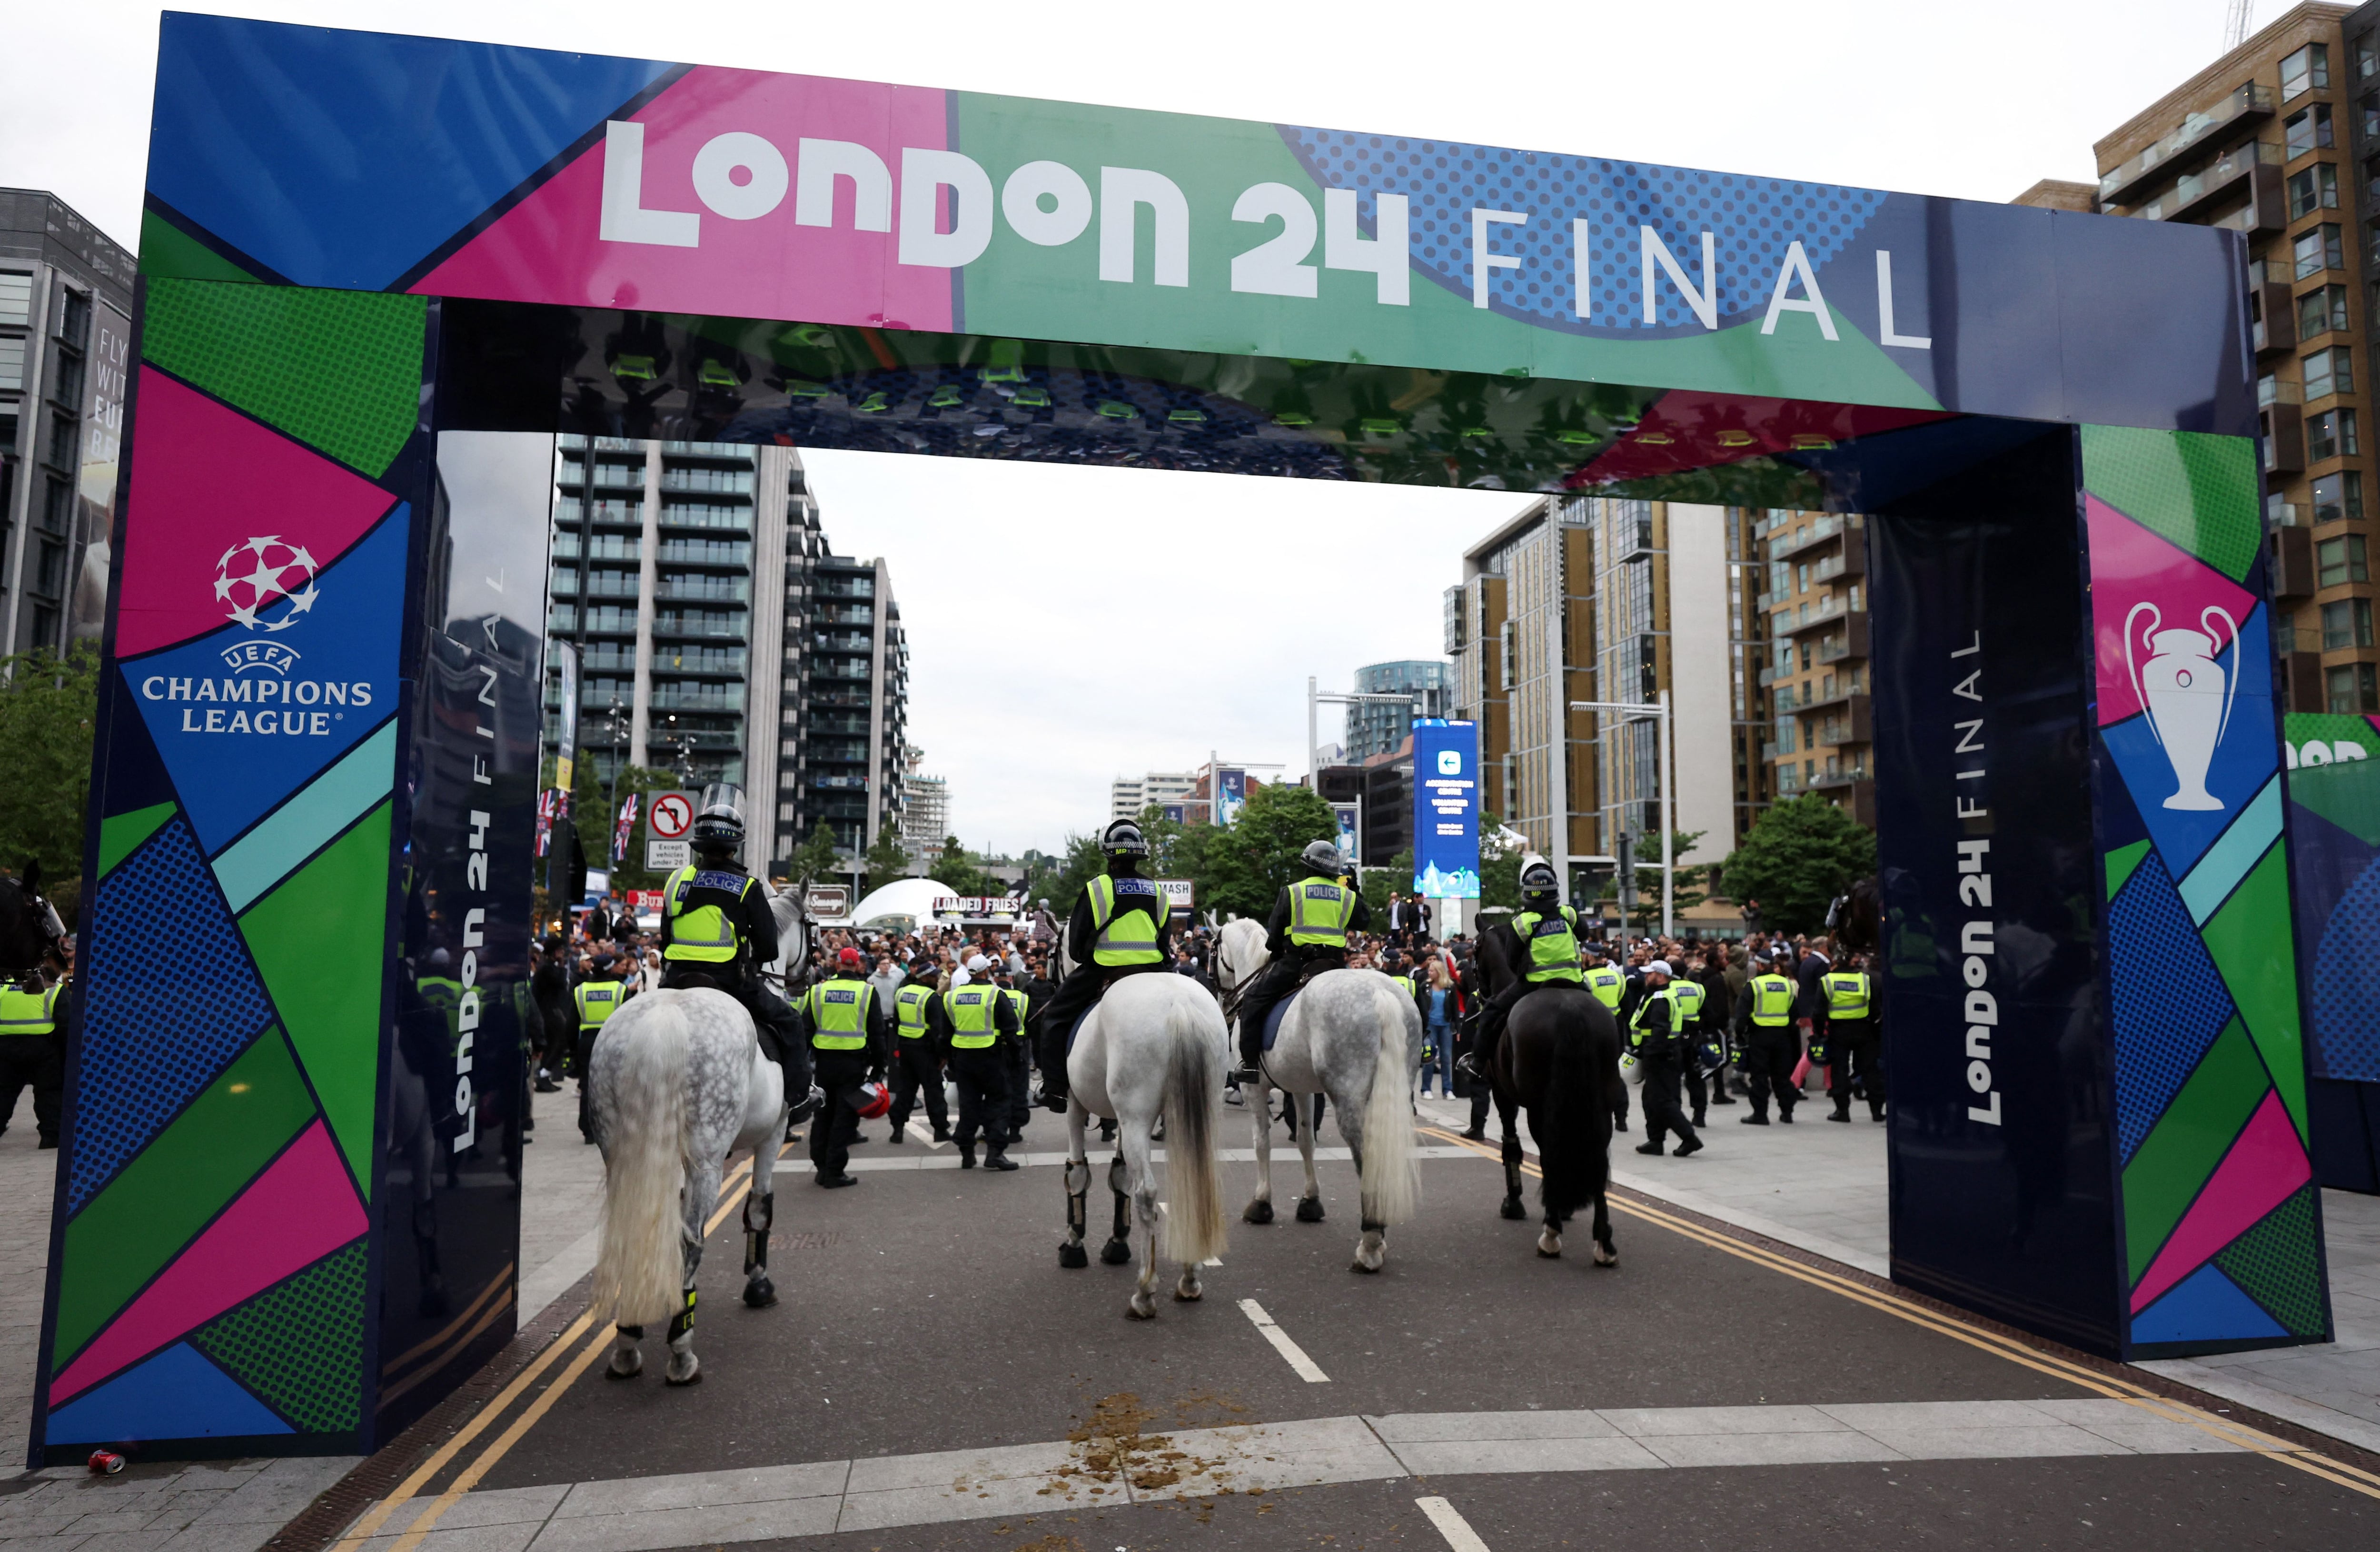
top-left (0, 861), bottom-right (64, 977)
top-left (1826, 875), bottom-right (1882, 958)
top-left (1471, 930), bottom-right (1623, 1265)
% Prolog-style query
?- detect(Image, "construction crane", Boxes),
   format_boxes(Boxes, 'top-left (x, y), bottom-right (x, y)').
top-left (2225, 0), bottom-right (2253, 51)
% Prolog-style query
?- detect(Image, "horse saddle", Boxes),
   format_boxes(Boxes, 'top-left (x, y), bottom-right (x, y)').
top-left (1262, 987), bottom-right (1304, 1052)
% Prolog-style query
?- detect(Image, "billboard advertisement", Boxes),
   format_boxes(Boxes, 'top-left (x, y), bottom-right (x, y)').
top-left (2283, 712), bottom-right (2380, 1088)
top-left (1215, 768), bottom-right (1247, 827)
top-left (1331, 802), bottom-right (1360, 868)
top-left (1411, 720), bottom-right (1479, 897)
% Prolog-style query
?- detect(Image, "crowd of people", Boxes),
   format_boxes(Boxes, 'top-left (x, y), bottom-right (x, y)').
top-left (525, 798), bottom-right (1882, 1194)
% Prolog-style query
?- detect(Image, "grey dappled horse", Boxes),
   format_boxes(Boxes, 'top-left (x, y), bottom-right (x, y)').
top-left (1213, 918), bottom-right (1420, 1273)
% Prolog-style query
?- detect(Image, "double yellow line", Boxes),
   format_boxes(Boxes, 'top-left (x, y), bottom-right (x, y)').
top-left (1416, 1123), bottom-right (2380, 1502)
top-left (334, 1144), bottom-right (793, 1552)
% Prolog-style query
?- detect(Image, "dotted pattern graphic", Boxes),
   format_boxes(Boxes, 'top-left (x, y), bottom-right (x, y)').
top-left (140, 279), bottom-right (423, 477)
top-left (2212, 1184), bottom-right (2327, 1336)
top-left (2311, 852), bottom-right (2380, 1082)
top-left (2107, 851), bottom-right (2238, 1163)
top-left (2082, 426), bottom-right (2263, 586)
top-left (69, 815), bottom-right (276, 1213)
top-left (188, 1240), bottom-right (366, 1433)
top-left (1280, 129), bottom-right (1886, 332)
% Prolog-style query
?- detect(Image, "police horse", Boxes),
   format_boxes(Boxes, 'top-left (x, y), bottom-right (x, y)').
top-left (1214, 917), bottom-right (1421, 1273)
top-left (587, 886), bottom-right (808, 1385)
top-left (1055, 942), bottom-right (1231, 1319)
top-left (1468, 926), bottom-right (1621, 1265)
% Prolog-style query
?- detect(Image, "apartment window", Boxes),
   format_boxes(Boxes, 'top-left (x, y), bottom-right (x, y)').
top-left (2301, 282), bottom-right (2351, 339)
top-left (0, 336), bottom-right (23, 394)
top-left (2311, 407), bottom-right (2361, 461)
top-left (2306, 344), bottom-right (2356, 398)
top-left (2289, 163), bottom-right (2340, 219)
top-left (2329, 662), bottom-right (2380, 712)
top-left (0, 271), bottom-right (28, 328)
top-left (2320, 534), bottom-right (2369, 585)
top-left (2367, 93), bottom-right (2380, 141)
top-left (2296, 223), bottom-right (2346, 278)
top-left (2289, 103), bottom-right (2337, 157)
top-left (2314, 469), bottom-right (2366, 523)
top-left (2284, 42), bottom-right (2331, 100)
top-left (2361, 35), bottom-right (2380, 80)
top-left (44, 414), bottom-right (74, 471)
top-left (2322, 597), bottom-right (2375, 648)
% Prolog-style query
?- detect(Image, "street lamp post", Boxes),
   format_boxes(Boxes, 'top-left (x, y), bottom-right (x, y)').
top-left (1569, 694), bottom-right (1675, 939)
top-left (1305, 680), bottom-right (1424, 878)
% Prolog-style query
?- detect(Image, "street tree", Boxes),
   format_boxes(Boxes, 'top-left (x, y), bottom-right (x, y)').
top-left (1716, 795), bottom-right (1875, 934)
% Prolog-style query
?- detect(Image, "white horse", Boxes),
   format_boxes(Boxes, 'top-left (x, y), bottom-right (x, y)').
top-left (1214, 917), bottom-right (1420, 1273)
top-left (1059, 971), bottom-right (1231, 1319)
top-left (586, 884), bottom-right (806, 1385)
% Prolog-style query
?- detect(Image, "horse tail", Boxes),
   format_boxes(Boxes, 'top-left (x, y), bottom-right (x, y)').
top-left (1359, 981), bottom-right (1420, 1226)
top-left (1536, 995), bottom-right (1597, 1223)
top-left (593, 996), bottom-right (691, 1327)
top-left (1161, 992), bottom-right (1229, 1267)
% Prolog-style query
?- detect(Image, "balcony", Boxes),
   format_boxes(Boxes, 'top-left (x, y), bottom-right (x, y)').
top-left (2140, 140), bottom-right (2283, 221)
top-left (1814, 617), bottom-right (1872, 662)
top-left (1766, 515), bottom-right (1845, 561)
top-left (657, 539), bottom-right (750, 566)
top-left (660, 468), bottom-right (754, 496)
top-left (2205, 165), bottom-right (2286, 240)
top-left (653, 613), bottom-right (745, 640)
top-left (1774, 597), bottom-right (1865, 638)
top-left (2098, 82), bottom-right (2275, 206)
top-left (2259, 375), bottom-right (2306, 407)
top-left (1811, 696), bottom-right (1874, 746)
top-left (2264, 402), bottom-right (2306, 475)
top-left (813, 629), bottom-right (873, 652)
top-left (2272, 526), bottom-right (2317, 601)
top-left (1810, 545), bottom-right (1865, 586)
top-left (657, 577), bottom-right (749, 603)
top-left (648, 686), bottom-right (745, 711)
top-left (2254, 281), bottom-right (2297, 355)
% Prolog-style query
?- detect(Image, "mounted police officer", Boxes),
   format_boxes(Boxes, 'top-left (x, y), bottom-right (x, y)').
top-left (1233, 839), bottom-right (1369, 1084)
top-left (1457, 859), bottom-right (1580, 1084)
top-left (657, 785), bottom-right (804, 1096)
top-left (1037, 818), bottom-right (1175, 1109)
top-left (1732, 952), bottom-right (1800, 1124)
top-left (798, 946), bottom-right (889, 1186)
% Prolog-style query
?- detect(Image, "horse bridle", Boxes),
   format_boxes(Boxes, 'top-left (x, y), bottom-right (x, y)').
top-left (4, 882), bottom-right (67, 982)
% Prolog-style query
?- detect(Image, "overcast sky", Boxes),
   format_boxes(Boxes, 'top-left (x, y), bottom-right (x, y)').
top-left (4, 0), bottom-right (2276, 854)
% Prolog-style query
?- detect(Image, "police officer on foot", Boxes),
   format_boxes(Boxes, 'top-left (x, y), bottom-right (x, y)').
top-left (799, 946), bottom-right (889, 1186)
top-left (943, 968), bottom-right (1023, 1170)
top-left (886, 974), bottom-right (949, 1143)
top-left (1037, 818), bottom-right (1175, 1109)
top-left (1233, 840), bottom-right (1370, 1083)
top-left (1628, 960), bottom-right (1703, 1157)
top-left (998, 963), bottom-right (1034, 1147)
top-left (1823, 953), bottom-right (1884, 1122)
top-left (1733, 953), bottom-right (1800, 1124)
top-left (573, 953), bottom-right (630, 1143)
top-left (0, 960), bottom-right (65, 1148)
top-left (658, 786), bottom-right (806, 1099)
top-left (1457, 859), bottom-right (1581, 1085)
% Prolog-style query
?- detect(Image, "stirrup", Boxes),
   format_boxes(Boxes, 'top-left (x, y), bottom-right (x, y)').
top-left (1454, 1053), bottom-right (1482, 1080)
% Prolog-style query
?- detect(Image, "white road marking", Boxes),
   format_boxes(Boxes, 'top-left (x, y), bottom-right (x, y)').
top-left (1239, 1298), bottom-right (1330, 1382)
top-left (1416, 1496), bottom-right (1493, 1552)
top-left (905, 1119), bottom-right (947, 1148)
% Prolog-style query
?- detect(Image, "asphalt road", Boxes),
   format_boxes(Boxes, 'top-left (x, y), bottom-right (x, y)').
top-left (430, 1097), bottom-right (2377, 1548)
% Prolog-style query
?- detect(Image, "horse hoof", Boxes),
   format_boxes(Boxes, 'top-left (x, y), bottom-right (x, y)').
top-left (1593, 1244), bottom-right (1619, 1267)
top-left (743, 1278), bottom-right (777, 1309)
top-left (1127, 1295), bottom-right (1158, 1320)
top-left (1059, 1241), bottom-right (1090, 1269)
top-left (1537, 1229), bottom-right (1563, 1258)
top-left (664, 1364), bottom-right (702, 1386)
top-left (1537, 1245), bottom-right (1563, 1259)
top-left (1295, 1197), bottom-right (1326, 1224)
top-left (605, 1360), bottom-right (641, 1381)
top-left (1498, 1197), bottom-right (1528, 1221)
top-left (1100, 1238), bottom-right (1134, 1266)
top-left (1244, 1199), bottom-right (1275, 1225)
top-left (1175, 1279), bottom-right (1203, 1302)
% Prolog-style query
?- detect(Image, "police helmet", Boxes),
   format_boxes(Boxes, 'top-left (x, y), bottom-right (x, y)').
top-left (1518, 858), bottom-right (1560, 905)
top-left (1101, 817), bottom-right (1150, 862)
top-left (1300, 839), bottom-right (1343, 875)
top-left (693, 782), bottom-right (746, 855)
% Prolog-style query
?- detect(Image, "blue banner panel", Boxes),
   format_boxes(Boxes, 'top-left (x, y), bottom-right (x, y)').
top-left (1412, 721), bottom-right (1480, 899)
top-left (1869, 431), bottom-right (2124, 1356)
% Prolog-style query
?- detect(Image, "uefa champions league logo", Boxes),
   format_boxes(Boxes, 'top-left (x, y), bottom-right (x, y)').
top-left (214, 536), bottom-right (321, 633)
top-left (2122, 601), bottom-right (2240, 812)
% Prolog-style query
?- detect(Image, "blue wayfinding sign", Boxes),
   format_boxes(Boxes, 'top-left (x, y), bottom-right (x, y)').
top-left (1411, 720), bottom-right (1479, 898)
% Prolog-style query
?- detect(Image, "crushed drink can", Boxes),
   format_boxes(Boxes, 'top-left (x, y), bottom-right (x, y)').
top-left (87, 1450), bottom-right (125, 1475)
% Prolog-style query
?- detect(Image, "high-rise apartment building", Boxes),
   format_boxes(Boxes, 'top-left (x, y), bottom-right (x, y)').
top-left (1755, 508), bottom-right (1875, 826)
top-left (2030, 3), bottom-right (2377, 715)
top-left (547, 439), bottom-right (906, 869)
top-left (900, 746), bottom-right (950, 868)
top-left (1346, 660), bottom-right (1451, 761)
top-left (1111, 770), bottom-right (1198, 823)
top-left (0, 190), bottom-right (132, 655)
top-left (1448, 496), bottom-right (1764, 901)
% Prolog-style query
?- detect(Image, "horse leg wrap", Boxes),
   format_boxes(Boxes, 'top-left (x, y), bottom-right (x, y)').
top-left (667, 1287), bottom-right (698, 1344)
top-left (1108, 1156), bottom-right (1131, 1240)
top-left (1065, 1161), bottom-right (1090, 1240)
top-left (1360, 1217), bottom-right (1386, 1235)
top-left (743, 1191), bottom-right (774, 1276)
top-left (617, 1324), bottom-right (644, 1339)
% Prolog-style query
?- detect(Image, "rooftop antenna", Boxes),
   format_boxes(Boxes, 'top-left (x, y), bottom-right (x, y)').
top-left (2225, 0), bottom-right (2252, 50)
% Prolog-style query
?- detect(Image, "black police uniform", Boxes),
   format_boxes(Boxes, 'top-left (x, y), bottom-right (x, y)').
top-left (942, 982), bottom-right (1023, 1166)
top-left (999, 979), bottom-right (1034, 1143)
top-left (1234, 872), bottom-right (1372, 1073)
top-left (1037, 865), bottom-right (1176, 1102)
top-left (1629, 981), bottom-right (1702, 1155)
top-left (1731, 969), bottom-right (1802, 1124)
top-left (0, 973), bottom-right (66, 1146)
top-left (796, 974), bottom-right (889, 1183)
top-left (886, 981), bottom-right (949, 1140)
top-left (658, 854), bottom-right (806, 1096)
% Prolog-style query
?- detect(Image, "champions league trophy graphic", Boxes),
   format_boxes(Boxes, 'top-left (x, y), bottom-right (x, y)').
top-left (2122, 601), bottom-right (2241, 811)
